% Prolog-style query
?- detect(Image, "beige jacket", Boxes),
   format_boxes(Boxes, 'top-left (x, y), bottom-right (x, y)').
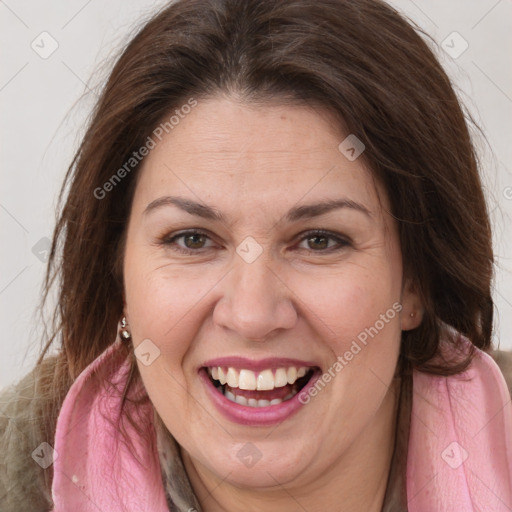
top-left (2, 349), bottom-right (512, 511)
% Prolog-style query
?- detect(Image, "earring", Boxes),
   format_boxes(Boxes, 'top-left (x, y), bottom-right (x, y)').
top-left (410, 312), bottom-right (415, 318)
top-left (119, 316), bottom-right (132, 343)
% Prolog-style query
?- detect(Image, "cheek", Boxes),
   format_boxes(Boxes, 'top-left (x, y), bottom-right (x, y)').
top-left (123, 264), bottom-right (204, 422)
top-left (291, 262), bottom-right (401, 349)
top-left (123, 251), bottom-right (198, 363)
top-left (290, 261), bottom-right (403, 415)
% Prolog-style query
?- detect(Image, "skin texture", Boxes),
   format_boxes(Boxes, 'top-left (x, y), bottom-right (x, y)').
top-left (123, 96), bottom-right (423, 512)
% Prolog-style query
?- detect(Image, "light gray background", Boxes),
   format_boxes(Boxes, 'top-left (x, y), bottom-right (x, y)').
top-left (1, 0), bottom-right (511, 389)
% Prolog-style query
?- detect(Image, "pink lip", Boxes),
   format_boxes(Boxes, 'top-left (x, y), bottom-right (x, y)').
top-left (199, 367), bottom-right (322, 426)
top-left (199, 356), bottom-right (320, 372)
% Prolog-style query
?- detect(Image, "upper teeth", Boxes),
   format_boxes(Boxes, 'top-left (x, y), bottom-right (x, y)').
top-left (208, 366), bottom-right (308, 390)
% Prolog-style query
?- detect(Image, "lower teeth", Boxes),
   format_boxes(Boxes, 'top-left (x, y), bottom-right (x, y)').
top-left (223, 387), bottom-right (295, 407)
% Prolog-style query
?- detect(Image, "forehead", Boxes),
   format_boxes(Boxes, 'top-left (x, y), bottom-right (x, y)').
top-left (132, 97), bottom-right (386, 217)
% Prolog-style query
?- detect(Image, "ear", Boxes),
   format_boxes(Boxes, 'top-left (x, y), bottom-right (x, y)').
top-left (400, 278), bottom-right (424, 331)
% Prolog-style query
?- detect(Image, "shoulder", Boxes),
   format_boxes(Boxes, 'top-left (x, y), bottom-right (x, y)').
top-left (489, 347), bottom-right (512, 398)
top-left (0, 355), bottom-right (66, 511)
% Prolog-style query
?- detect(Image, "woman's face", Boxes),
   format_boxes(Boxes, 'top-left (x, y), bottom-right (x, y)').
top-left (123, 97), bottom-right (420, 491)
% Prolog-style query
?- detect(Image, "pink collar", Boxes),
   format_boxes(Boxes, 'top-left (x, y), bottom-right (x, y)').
top-left (51, 341), bottom-right (169, 510)
top-left (407, 340), bottom-right (512, 510)
top-left (51, 339), bottom-right (512, 511)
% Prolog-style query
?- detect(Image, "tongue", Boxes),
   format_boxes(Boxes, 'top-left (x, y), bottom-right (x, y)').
top-left (226, 383), bottom-right (295, 401)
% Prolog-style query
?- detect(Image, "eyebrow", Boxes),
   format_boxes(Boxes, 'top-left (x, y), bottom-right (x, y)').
top-left (143, 195), bottom-right (371, 223)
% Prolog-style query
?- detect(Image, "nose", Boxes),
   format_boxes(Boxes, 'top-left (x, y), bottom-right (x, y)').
top-left (213, 256), bottom-right (297, 342)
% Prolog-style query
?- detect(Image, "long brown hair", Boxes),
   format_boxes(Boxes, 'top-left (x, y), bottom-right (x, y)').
top-left (37, 0), bottom-right (493, 463)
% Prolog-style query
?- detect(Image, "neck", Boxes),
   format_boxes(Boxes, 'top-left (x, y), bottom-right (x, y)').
top-left (182, 377), bottom-right (401, 512)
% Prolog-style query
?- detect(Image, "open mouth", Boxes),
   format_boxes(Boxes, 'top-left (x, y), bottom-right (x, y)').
top-left (202, 365), bottom-right (318, 408)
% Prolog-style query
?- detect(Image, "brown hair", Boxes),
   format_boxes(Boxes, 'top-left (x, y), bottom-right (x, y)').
top-left (37, 0), bottom-right (493, 465)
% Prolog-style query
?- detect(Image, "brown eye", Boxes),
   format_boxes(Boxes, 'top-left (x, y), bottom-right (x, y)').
top-left (161, 229), bottom-right (350, 256)
top-left (306, 234), bottom-right (329, 250)
top-left (162, 230), bottom-right (215, 254)
top-left (182, 233), bottom-right (207, 249)
top-left (297, 230), bottom-right (351, 252)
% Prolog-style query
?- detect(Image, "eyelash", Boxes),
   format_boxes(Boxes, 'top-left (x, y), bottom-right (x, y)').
top-left (160, 229), bottom-right (351, 255)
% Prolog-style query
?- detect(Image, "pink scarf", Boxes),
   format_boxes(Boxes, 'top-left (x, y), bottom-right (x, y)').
top-left (407, 341), bottom-right (512, 510)
top-left (51, 338), bottom-right (512, 511)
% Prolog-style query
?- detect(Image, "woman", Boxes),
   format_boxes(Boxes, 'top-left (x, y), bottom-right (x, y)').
top-left (1, 0), bottom-right (511, 510)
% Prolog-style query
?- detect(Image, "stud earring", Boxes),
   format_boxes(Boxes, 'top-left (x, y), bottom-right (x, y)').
top-left (119, 316), bottom-right (132, 343)
top-left (410, 312), bottom-right (415, 318)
